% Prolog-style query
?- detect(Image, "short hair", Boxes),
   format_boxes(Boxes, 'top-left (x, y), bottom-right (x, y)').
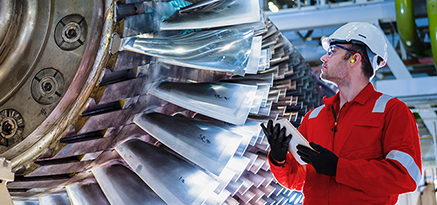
top-left (342, 43), bottom-right (374, 79)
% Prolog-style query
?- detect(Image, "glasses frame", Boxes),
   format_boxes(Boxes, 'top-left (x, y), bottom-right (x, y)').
top-left (328, 44), bottom-right (365, 62)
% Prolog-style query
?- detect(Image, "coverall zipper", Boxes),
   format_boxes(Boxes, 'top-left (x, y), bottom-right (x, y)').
top-left (329, 103), bottom-right (344, 204)
top-left (330, 104), bottom-right (339, 134)
top-left (330, 102), bottom-right (346, 149)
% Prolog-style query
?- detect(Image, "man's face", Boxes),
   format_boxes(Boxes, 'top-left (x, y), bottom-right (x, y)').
top-left (319, 44), bottom-right (352, 86)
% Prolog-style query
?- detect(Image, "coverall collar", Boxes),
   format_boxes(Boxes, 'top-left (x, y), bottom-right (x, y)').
top-left (323, 83), bottom-right (376, 106)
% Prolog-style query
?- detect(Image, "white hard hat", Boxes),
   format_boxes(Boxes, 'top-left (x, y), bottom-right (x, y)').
top-left (321, 22), bottom-right (388, 71)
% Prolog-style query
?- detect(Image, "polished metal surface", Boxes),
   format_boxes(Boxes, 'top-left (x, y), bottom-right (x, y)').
top-left (161, 0), bottom-right (260, 31)
top-left (192, 116), bottom-right (262, 151)
top-left (244, 151), bottom-right (258, 171)
top-left (205, 189), bottom-right (231, 205)
top-left (0, 0), bottom-right (49, 104)
top-left (148, 81), bottom-right (258, 125)
top-left (11, 200), bottom-right (39, 205)
top-left (236, 189), bottom-right (255, 204)
top-left (92, 163), bottom-right (165, 205)
top-left (227, 155), bottom-right (251, 182)
top-left (121, 28), bottom-right (255, 76)
top-left (5, 0), bottom-right (116, 170)
top-left (0, 0), bottom-right (114, 167)
top-left (66, 179), bottom-right (110, 205)
top-left (0, 0), bottom-right (17, 64)
top-left (116, 138), bottom-right (219, 205)
top-left (0, 0), bottom-right (100, 155)
top-left (226, 178), bottom-right (245, 196)
top-left (38, 192), bottom-right (70, 205)
top-left (215, 168), bottom-right (235, 194)
top-left (0, 0), bottom-right (321, 204)
top-left (134, 112), bottom-right (242, 176)
top-left (246, 36), bottom-right (263, 75)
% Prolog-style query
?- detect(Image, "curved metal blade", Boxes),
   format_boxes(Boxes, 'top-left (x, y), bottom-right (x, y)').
top-left (191, 116), bottom-right (262, 155)
top-left (161, 0), bottom-right (260, 30)
top-left (91, 163), bottom-right (166, 205)
top-left (215, 168), bottom-right (235, 194)
top-left (246, 36), bottom-right (263, 75)
top-left (148, 81), bottom-right (257, 125)
top-left (115, 139), bottom-right (219, 205)
top-left (12, 201), bottom-right (39, 205)
top-left (65, 179), bottom-right (110, 205)
top-left (226, 155), bottom-right (251, 182)
top-left (134, 112), bottom-right (242, 176)
top-left (205, 189), bottom-right (230, 205)
top-left (121, 28), bottom-right (254, 76)
top-left (38, 192), bottom-right (70, 205)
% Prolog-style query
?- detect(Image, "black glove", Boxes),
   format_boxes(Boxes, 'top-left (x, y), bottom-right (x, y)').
top-left (297, 142), bottom-right (339, 176)
top-left (260, 120), bottom-right (292, 162)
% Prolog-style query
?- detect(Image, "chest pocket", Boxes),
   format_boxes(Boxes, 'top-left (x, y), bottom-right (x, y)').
top-left (342, 119), bottom-right (384, 160)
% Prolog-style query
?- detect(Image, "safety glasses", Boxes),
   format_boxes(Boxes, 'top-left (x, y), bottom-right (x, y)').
top-left (327, 44), bottom-right (364, 62)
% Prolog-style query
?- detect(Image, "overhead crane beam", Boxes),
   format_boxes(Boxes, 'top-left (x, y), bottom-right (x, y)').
top-left (265, 1), bottom-right (396, 32)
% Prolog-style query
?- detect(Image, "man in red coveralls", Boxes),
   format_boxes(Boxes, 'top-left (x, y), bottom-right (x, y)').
top-left (261, 22), bottom-right (422, 204)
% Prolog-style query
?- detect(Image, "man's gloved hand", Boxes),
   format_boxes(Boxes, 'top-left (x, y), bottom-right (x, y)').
top-left (260, 120), bottom-right (292, 162)
top-left (297, 142), bottom-right (339, 176)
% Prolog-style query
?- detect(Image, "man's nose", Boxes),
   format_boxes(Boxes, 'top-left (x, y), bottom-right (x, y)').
top-left (320, 53), bottom-right (328, 63)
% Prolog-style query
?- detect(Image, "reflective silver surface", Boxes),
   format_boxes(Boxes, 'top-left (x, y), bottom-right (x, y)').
top-left (225, 196), bottom-right (239, 205)
top-left (121, 28), bottom-right (254, 76)
top-left (1, 0), bottom-right (114, 169)
top-left (1, 0), bottom-right (320, 203)
top-left (257, 170), bottom-right (274, 187)
top-left (236, 189), bottom-right (255, 204)
top-left (134, 112), bottom-right (242, 176)
top-left (161, 0), bottom-right (260, 30)
top-left (148, 81), bottom-right (258, 125)
top-left (0, 0), bottom-right (49, 104)
top-left (250, 88), bottom-right (267, 114)
top-left (258, 185), bottom-right (275, 198)
top-left (249, 186), bottom-right (265, 202)
top-left (215, 168), bottom-right (235, 194)
top-left (226, 178), bottom-right (244, 196)
top-left (116, 139), bottom-right (219, 205)
top-left (92, 163), bottom-right (166, 205)
top-left (246, 36), bottom-right (263, 75)
top-left (205, 189), bottom-right (230, 205)
top-left (191, 117), bottom-right (262, 153)
top-left (221, 72), bottom-right (274, 86)
top-left (38, 192), bottom-right (70, 205)
top-left (243, 171), bottom-right (265, 188)
top-left (249, 157), bottom-right (266, 174)
top-left (226, 155), bottom-right (251, 182)
top-left (11, 201), bottom-right (39, 205)
top-left (243, 151), bottom-right (258, 171)
top-left (237, 177), bottom-right (253, 195)
top-left (66, 179), bottom-right (110, 205)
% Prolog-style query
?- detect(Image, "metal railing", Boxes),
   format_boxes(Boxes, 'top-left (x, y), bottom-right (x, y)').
top-left (261, 0), bottom-right (387, 12)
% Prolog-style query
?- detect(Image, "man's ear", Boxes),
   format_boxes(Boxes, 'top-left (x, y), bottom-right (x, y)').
top-left (350, 53), bottom-right (362, 65)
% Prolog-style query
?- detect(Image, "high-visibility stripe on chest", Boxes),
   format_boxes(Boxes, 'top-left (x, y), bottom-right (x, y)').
top-left (308, 104), bottom-right (325, 119)
top-left (308, 94), bottom-right (393, 120)
top-left (372, 94), bottom-right (393, 113)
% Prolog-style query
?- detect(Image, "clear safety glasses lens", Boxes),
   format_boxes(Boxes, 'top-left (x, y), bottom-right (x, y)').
top-left (328, 44), bottom-right (364, 62)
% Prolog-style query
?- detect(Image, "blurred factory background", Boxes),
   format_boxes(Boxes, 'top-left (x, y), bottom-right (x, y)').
top-left (0, 0), bottom-right (436, 204)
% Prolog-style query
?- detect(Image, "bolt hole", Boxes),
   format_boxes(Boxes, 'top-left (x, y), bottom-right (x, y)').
top-left (2, 122), bottom-right (13, 135)
top-left (42, 82), bottom-right (53, 92)
top-left (65, 28), bottom-right (77, 39)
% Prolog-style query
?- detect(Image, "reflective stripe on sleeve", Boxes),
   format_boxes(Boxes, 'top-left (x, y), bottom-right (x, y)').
top-left (372, 94), bottom-right (393, 113)
top-left (309, 105), bottom-right (325, 119)
top-left (386, 150), bottom-right (421, 186)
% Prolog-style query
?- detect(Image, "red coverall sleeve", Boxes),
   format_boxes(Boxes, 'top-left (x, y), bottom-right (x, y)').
top-left (336, 100), bottom-right (422, 196)
top-left (267, 114), bottom-right (310, 191)
top-left (268, 153), bottom-right (306, 191)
